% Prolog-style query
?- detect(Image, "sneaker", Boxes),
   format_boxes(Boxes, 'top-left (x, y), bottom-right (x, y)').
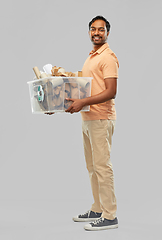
top-left (73, 210), bottom-right (102, 222)
top-left (84, 217), bottom-right (118, 231)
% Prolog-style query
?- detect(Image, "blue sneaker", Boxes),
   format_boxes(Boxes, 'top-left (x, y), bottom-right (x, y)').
top-left (73, 210), bottom-right (102, 222)
top-left (84, 217), bottom-right (118, 231)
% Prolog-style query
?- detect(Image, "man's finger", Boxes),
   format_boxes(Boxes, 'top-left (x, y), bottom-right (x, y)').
top-left (65, 105), bottom-right (73, 112)
top-left (66, 98), bottom-right (74, 102)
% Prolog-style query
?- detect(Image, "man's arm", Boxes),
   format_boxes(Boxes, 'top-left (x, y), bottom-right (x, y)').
top-left (65, 77), bottom-right (117, 114)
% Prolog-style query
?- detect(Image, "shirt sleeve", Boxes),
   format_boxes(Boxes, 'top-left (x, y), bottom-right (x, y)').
top-left (101, 54), bottom-right (119, 79)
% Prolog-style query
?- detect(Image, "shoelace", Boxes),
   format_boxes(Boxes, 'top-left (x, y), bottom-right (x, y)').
top-left (91, 217), bottom-right (104, 226)
top-left (80, 210), bottom-right (91, 217)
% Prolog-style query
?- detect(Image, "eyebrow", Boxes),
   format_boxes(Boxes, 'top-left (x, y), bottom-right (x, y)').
top-left (90, 27), bottom-right (105, 29)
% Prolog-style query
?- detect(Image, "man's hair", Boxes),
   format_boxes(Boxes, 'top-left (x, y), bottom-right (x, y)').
top-left (89, 16), bottom-right (111, 32)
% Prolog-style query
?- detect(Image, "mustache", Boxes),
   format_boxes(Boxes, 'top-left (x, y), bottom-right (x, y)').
top-left (92, 35), bottom-right (102, 38)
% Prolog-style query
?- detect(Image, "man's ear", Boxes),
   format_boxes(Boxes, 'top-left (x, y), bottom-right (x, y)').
top-left (107, 31), bottom-right (110, 37)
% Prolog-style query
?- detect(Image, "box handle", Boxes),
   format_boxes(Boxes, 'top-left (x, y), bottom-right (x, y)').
top-left (37, 85), bottom-right (44, 102)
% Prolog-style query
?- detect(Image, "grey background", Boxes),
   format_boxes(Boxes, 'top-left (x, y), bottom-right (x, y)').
top-left (0, 0), bottom-right (162, 239)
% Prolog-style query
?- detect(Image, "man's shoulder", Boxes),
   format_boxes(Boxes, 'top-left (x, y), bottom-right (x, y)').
top-left (100, 49), bottom-right (117, 64)
top-left (102, 47), bottom-right (115, 57)
top-left (101, 47), bottom-right (119, 66)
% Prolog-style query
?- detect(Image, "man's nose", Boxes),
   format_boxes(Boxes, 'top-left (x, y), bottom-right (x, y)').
top-left (94, 29), bottom-right (99, 34)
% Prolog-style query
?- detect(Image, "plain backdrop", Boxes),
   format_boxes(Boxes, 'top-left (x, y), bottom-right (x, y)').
top-left (0, 0), bottom-right (162, 239)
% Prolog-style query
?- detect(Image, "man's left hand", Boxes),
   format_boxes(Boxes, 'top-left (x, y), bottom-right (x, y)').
top-left (65, 98), bottom-right (85, 114)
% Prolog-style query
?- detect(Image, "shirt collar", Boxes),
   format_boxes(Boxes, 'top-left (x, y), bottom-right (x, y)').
top-left (89, 43), bottom-right (109, 55)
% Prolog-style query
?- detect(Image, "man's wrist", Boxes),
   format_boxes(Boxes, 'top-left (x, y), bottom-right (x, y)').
top-left (82, 98), bottom-right (88, 107)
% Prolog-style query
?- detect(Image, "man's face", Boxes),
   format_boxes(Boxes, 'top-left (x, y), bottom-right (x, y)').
top-left (89, 19), bottom-right (109, 46)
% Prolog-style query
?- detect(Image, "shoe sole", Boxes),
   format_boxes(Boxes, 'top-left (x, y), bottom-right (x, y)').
top-left (73, 217), bottom-right (101, 222)
top-left (84, 224), bottom-right (118, 231)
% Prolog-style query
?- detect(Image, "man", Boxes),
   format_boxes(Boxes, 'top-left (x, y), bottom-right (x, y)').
top-left (66, 15), bottom-right (119, 231)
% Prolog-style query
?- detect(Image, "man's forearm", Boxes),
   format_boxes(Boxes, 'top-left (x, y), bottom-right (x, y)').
top-left (82, 88), bottom-right (116, 107)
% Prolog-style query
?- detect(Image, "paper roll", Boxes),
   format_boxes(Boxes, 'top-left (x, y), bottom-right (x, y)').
top-left (73, 71), bottom-right (82, 77)
top-left (40, 72), bottom-right (48, 78)
top-left (80, 90), bottom-right (86, 99)
top-left (52, 77), bottom-right (64, 87)
top-left (76, 78), bottom-right (90, 88)
top-left (78, 71), bottom-right (82, 77)
top-left (33, 66), bottom-right (41, 79)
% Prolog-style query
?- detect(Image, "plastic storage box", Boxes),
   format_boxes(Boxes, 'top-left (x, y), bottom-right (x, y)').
top-left (28, 77), bottom-right (92, 113)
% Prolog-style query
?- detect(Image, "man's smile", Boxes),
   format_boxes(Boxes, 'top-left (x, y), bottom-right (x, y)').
top-left (92, 36), bottom-right (102, 41)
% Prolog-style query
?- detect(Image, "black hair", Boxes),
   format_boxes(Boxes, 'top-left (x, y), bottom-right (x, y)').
top-left (89, 15), bottom-right (111, 32)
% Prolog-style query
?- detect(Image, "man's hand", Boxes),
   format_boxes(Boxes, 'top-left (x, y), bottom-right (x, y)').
top-left (65, 98), bottom-right (85, 114)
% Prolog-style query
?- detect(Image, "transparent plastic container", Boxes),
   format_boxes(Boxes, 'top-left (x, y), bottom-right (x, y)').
top-left (27, 77), bottom-right (92, 113)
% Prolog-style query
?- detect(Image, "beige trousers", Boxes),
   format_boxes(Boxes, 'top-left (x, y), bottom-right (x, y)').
top-left (82, 119), bottom-right (117, 220)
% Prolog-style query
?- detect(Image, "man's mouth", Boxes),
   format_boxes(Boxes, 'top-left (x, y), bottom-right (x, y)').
top-left (92, 36), bottom-right (101, 41)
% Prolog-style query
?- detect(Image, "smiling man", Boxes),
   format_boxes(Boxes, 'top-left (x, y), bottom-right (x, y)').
top-left (66, 16), bottom-right (119, 231)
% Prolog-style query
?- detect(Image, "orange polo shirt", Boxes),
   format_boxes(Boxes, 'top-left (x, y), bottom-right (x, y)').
top-left (81, 43), bottom-right (119, 121)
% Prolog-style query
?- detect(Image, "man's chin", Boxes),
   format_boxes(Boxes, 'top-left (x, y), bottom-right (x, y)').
top-left (91, 39), bottom-right (106, 46)
top-left (92, 41), bottom-right (104, 46)
top-left (91, 40), bottom-right (101, 45)
top-left (93, 42), bottom-right (102, 45)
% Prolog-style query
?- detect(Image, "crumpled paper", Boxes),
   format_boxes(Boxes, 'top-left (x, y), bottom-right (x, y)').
top-left (51, 66), bottom-right (76, 77)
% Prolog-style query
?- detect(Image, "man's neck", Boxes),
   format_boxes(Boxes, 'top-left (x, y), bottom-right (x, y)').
top-left (93, 42), bottom-right (106, 52)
